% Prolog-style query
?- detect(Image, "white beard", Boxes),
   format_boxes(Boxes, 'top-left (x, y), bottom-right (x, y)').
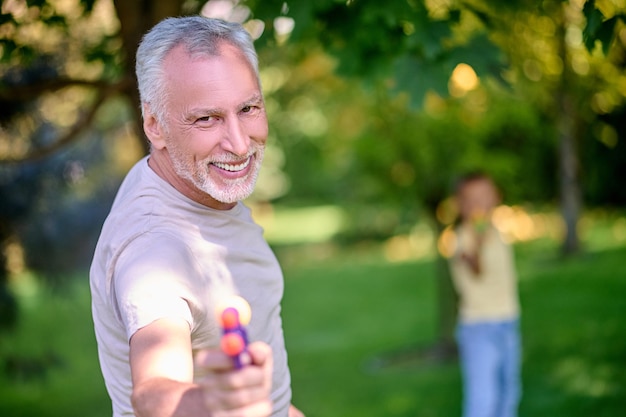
top-left (167, 139), bottom-right (264, 204)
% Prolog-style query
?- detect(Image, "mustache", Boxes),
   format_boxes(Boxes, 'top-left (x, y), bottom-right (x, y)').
top-left (206, 145), bottom-right (262, 164)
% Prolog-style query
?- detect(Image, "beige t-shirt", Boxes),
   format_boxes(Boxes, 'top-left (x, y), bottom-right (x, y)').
top-left (90, 157), bottom-right (291, 416)
top-left (450, 223), bottom-right (520, 323)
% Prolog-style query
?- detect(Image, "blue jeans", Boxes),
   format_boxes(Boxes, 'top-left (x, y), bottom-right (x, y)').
top-left (456, 319), bottom-right (521, 417)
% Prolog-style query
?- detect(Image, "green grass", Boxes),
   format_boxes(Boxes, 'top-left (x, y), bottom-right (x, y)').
top-left (0, 274), bottom-right (111, 417)
top-left (1, 224), bottom-right (625, 416)
top-left (281, 257), bottom-right (461, 417)
top-left (516, 248), bottom-right (626, 417)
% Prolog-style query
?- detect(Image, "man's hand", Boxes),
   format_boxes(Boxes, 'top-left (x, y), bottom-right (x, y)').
top-left (194, 341), bottom-right (273, 416)
top-left (130, 318), bottom-right (273, 417)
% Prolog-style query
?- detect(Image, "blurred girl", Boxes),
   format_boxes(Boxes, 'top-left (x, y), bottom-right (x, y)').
top-left (449, 173), bottom-right (521, 417)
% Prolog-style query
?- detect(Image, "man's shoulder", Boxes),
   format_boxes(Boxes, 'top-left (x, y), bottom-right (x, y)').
top-left (110, 157), bottom-right (158, 208)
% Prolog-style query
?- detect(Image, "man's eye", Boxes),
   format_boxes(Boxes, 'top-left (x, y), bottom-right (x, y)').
top-left (196, 116), bottom-right (212, 122)
top-left (241, 106), bottom-right (252, 113)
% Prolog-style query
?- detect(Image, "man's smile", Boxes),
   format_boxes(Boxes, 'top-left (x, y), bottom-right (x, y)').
top-left (211, 157), bottom-right (251, 172)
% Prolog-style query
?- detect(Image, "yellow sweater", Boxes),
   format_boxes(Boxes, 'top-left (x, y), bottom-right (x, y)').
top-left (450, 223), bottom-right (520, 323)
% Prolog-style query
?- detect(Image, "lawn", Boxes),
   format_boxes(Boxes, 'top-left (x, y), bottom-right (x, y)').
top-left (1, 218), bottom-right (625, 416)
top-left (280, 243), bottom-right (626, 417)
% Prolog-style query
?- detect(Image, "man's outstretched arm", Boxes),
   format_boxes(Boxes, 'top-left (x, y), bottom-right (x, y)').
top-left (129, 317), bottom-right (273, 417)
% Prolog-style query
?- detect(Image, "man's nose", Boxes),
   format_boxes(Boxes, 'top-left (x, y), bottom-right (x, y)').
top-left (222, 117), bottom-right (250, 156)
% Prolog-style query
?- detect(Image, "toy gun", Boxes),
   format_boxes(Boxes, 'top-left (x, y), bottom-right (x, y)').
top-left (217, 296), bottom-right (251, 369)
top-left (470, 210), bottom-right (489, 235)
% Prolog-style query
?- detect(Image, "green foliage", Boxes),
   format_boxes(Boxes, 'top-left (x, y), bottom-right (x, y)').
top-left (83, 34), bottom-right (125, 80)
top-left (0, 0), bottom-right (624, 294)
top-left (251, 0), bottom-right (626, 226)
top-left (79, 0), bottom-right (99, 15)
top-left (0, 1), bottom-right (68, 65)
top-left (583, 0), bottom-right (626, 55)
top-left (581, 107), bottom-right (626, 206)
top-left (249, 0), bottom-right (505, 106)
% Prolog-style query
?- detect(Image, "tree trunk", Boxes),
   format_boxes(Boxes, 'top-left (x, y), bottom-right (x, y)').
top-left (112, 0), bottom-right (188, 155)
top-left (556, 3), bottom-right (582, 256)
top-left (432, 220), bottom-right (458, 361)
top-left (424, 198), bottom-right (458, 362)
top-left (0, 224), bottom-right (18, 333)
top-left (558, 97), bottom-right (581, 255)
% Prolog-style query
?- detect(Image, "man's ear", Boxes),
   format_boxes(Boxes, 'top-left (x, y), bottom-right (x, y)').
top-left (142, 103), bottom-right (166, 150)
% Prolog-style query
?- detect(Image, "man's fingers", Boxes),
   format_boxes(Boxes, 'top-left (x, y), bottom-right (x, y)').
top-left (247, 342), bottom-right (273, 392)
top-left (192, 342), bottom-right (273, 415)
top-left (194, 342), bottom-right (272, 371)
top-left (201, 382), bottom-right (271, 411)
top-left (206, 400), bottom-right (273, 417)
top-left (246, 341), bottom-right (272, 364)
top-left (197, 361), bottom-right (268, 391)
top-left (193, 349), bottom-right (233, 377)
top-left (197, 364), bottom-right (273, 413)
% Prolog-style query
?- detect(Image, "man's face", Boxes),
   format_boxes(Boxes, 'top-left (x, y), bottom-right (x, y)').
top-left (158, 43), bottom-right (268, 205)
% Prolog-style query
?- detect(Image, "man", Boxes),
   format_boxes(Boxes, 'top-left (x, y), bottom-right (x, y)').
top-left (90, 16), bottom-right (303, 417)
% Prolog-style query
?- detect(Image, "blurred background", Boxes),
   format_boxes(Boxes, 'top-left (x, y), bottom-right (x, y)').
top-left (0, 0), bottom-right (625, 416)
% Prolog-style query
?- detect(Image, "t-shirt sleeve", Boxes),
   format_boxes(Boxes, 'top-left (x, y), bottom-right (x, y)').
top-left (113, 233), bottom-right (200, 341)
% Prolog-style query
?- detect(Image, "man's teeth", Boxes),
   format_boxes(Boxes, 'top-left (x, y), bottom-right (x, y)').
top-left (213, 158), bottom-right (250, 172)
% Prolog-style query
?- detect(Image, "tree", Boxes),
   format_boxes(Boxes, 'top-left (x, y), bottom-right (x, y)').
top-left (0, 0), bottom-right (196, 161)
top-left (242, 0), bottom-right (626, 358)
top-left (1, 0), bottom-right (623, 355)
top-left (247, 0), bottom-right (626, 253)
top-left (0, 0), bottom-right (198, 330)
top-left (480, 0), bottom-right (626, 255)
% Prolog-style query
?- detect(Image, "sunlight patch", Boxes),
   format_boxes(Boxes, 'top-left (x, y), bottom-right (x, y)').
top-left (552, 356), bottom-right (617, 398)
